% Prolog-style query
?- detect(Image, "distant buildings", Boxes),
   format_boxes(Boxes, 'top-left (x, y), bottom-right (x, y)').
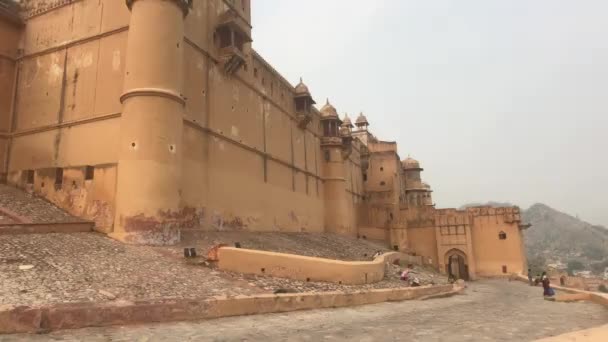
top-left (547, 261), bottom-right (567, 271)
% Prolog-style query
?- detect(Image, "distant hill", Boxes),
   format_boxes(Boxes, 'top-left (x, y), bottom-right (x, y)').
top-left (461, 202), bottom-right (608, 274)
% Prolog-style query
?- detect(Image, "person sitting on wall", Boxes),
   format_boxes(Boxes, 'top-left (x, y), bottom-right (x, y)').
top-left (448, 274), bottom-right (456, 284)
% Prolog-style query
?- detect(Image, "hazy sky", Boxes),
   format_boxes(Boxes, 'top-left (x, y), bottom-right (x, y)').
top-left (251, 0), bottom-right (608, 227)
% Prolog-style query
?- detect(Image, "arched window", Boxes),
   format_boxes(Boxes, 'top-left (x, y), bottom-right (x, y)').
top-left (499, 231), bottom-right (507, 240)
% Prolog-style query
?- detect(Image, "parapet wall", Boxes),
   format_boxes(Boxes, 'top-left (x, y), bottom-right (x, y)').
top-left (218, 247), bottom-right (416, 285)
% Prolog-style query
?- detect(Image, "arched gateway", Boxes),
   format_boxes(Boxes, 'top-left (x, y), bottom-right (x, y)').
top-left (445, 249), bottom-right (469, 281)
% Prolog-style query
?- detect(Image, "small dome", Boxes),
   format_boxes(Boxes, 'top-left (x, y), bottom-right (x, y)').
top-left (320, 99), bottom-right (339, 119)
top-left (342, 113), bottom-right (353, 127)
top-left (402, 157), bottom-right (421, 170)
top-left (294, 77), bottom-right (310, 96)
top-left (355, 112), bottom-right (369, 126)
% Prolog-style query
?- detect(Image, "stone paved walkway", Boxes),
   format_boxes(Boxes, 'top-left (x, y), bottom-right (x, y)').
top-left (4, 280), bottom-right (607, 341)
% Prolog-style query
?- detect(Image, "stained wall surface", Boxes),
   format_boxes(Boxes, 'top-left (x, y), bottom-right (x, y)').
top-left (0, 15), bottom-right (21, 175)
top-left (2, 0), bottom-right (129, 231)
top-left (179, 0), bottom-right (326, 232)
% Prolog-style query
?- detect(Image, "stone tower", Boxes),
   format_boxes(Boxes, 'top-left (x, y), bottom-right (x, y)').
top-left (319, 100), bottom-right (353, 235)
top-left (402, 157), bottom-right (427, 208)
top-left (111, 0), bottom-right (190, 245)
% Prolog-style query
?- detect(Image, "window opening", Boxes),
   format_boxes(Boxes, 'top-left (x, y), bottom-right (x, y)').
top-left (85, 166), bottom-right (94, 181)
top-left (23, 170), bottom-right (34, 185)
top-left (55, 168), bottom-right (64, 187)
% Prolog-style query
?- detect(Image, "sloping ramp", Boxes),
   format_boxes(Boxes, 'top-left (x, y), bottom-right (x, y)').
top-left (0, 184), bottom-right (93, 234)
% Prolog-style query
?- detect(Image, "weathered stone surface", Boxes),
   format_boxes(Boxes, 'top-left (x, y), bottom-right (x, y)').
top-left (4, 280), bottom-right (607, 341)
top-left (0, 232), bottom-right (445, 308)
top-left (0, 233), bottom-right (261, 307)
top-left (178, 231), bottom-right (393, 261)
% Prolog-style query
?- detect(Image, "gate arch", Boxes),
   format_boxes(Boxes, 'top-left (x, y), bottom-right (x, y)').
top-left (445, 248), bottom-right (469, 281)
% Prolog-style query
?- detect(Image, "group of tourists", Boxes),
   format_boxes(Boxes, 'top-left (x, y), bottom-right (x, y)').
top-left (528, 268), bottom-right (555, 297)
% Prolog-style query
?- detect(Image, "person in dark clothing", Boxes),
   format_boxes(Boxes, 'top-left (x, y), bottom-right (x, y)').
top-left (542, 273), bottom-right (554, 297)
top-left (527, 269), bottom-right (533, 286)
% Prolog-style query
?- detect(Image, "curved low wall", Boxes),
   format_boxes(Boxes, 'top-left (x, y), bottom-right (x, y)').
top-left (218, 248), bottom-right (409, 285)
top-left (0, 284), bottom-right (456, 333)
top-left (516, 274), bottom-right (608, 308)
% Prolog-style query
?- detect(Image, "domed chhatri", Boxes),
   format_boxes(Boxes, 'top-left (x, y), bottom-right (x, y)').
top-left (294, 77), bottom-right (311, 97)
top-left (355, 112), bottom-right (369, 129)
top-left (402, 157), bottom-right (421, 170)
top-left (320, 98), bottom-right (339, 119)
top-left (342, 113), bottom-right (354, 128)
top-left (294, 77), bottom-right (315, 126)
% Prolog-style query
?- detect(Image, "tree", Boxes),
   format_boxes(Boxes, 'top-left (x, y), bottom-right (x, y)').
top-left (527, 254), bottom-right (546, 273)
top-left (584, 245), bottom-right (607, 261)
top-left (599, 284), bottom-right (608, 294)
top-left (567, 260), bottom-right (585, 276)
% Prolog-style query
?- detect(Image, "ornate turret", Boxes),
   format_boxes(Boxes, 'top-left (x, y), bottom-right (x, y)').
top-left (214, 7), bottom-right (252, 74)
top-left (422, 182), bottom-right (434, 206)
top-left (355, 112), bottom-right (369, 131)
top-left (319, 99), bottom-right (342, 147)
top-left (294, 77), bottom-right (315, 128)
top-left (402, 156), bottom-right (427, 208)
top-left (402, 157), bottom-right (422, 171)
top-left (342, 113), bottom-right (353, 129)
top-left (339, 113), bottom-right (353, 159)
top-left (319, 100), bottom-right (353, 236)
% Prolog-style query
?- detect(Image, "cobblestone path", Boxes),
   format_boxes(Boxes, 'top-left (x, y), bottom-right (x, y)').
top-left (3, 280), bottom-right (607, 341)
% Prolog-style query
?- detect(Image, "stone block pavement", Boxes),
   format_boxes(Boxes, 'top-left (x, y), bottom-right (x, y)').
top-left (0, 232), bottom-right (444, 308)
top-left (4, 280), bottom-right (606, 341)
